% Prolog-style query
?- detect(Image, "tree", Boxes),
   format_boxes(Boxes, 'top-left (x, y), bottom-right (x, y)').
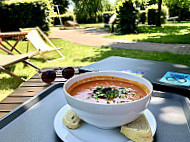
top-left (164, 0), bottom-right (190, 22)
top-left (135, 0), bottom-right (162, 27)
top-left (53, 0), bottom-right (69, 14)
top-left (72, 0), bottom-right (103, 23)
top-left (116, 0), bottom-right (139, 33)
top-left (156, 0), bottom-right (162, 27)
top-left (134, 0), bottom-right (149, 9)
top-left (102, 0), bottom-right (115, 11)
top-left (148, 0), bottom-right (157, 5)
top-left (136, 0), bottom-right (162, 27)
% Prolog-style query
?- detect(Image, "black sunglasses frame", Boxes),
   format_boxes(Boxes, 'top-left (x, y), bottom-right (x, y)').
top-left (41, 67), bottom-right (77, 83)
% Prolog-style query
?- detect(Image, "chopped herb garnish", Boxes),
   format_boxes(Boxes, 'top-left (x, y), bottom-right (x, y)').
top-left (87, 96), bottom-right (91, 99)
top-left (129, 93), bottom-right (136, 96)
top-left (91, 86), bottom-right (131, 101)
top-left (117, 101), bottom-right (126, 104)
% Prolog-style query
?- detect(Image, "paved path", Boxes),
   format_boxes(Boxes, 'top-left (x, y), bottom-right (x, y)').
top-left (49, 27), bottom-right (190, 54)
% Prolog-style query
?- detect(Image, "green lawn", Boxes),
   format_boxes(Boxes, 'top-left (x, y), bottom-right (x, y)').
top-left (79, 23), bottom-right (104, 27)
top-left (55, 23), bottom-right (104, 28)
top-left (105, 21), bottom-right (190, 44)
top-left (1, 39), bottom-right (190, 101)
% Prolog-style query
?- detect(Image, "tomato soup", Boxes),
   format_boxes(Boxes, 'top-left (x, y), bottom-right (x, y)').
top-left (67, 76), bottom-right (149, 104)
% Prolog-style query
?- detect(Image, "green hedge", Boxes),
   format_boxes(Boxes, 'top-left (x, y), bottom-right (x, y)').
top-left (146, 4), bottom-right (169, 25)
top-left (0, 2), bottom-right (49, 32)
top-left (116, 0), bottom-right (139, 34)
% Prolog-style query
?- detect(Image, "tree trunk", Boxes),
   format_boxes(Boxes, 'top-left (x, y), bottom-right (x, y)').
top-left (95, 12), bottom-right (97, 23)
top-left (156, 0), bottom-right (162, 27)
top-left (89, 12), bottom-right (92, 22)
top-left (178, 8), bottom-right (181, 22)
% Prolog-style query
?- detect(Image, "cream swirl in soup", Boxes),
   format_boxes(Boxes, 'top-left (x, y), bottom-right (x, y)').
top-left (67, 76), bottom-right (149, 104)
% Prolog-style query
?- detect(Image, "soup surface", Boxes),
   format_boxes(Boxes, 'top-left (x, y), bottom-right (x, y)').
top-left (67, 76), bottom-right (149, 104)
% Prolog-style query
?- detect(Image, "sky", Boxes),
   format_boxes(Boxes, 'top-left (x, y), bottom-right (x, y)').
top-left (68, 0), bottom-right (116, 12)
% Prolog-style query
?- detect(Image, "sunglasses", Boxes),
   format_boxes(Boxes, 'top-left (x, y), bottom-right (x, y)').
top-left (41, 67), bottom-right (76, 83)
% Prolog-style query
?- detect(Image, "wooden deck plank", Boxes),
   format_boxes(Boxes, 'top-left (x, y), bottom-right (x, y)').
top-left (0, 112), bottom-right (9, 118)
top-left (21, 78), bottom-right (66, 87)
top-left (8, 87), bottom-right (48, 97)
top-left (0, 104), bottom-right (21, 111)
top-left (0, 97), bottom-right (32, 104)
top-left (26, 78), bottom-right (67, 82)
top-left (21, 81), bottom-right (52, 87)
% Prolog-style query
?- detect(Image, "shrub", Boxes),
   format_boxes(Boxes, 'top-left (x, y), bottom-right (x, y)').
top-left (146, 4), bottom-right (169, 25)
top-left (139, 11), bottom-right (146, 24)
top-left (53, 13), bottom-right (75, 26)
top-left (0, 1), bottom-right (50, 32)
top-left (116, 0), bottom-right (139, 34)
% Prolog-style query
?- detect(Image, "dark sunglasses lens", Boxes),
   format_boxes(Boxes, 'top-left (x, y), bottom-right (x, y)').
top-left (41, 70), bottom-right (56, 83)
top-left (62, 67), bottom-right (75, 79)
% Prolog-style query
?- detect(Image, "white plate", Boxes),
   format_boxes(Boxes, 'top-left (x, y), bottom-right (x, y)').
top-left (54, 104), bottom-right (157, 142)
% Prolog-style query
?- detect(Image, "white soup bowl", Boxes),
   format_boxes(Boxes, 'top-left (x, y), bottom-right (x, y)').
top-left (63, 71), bottom-right (153, 129)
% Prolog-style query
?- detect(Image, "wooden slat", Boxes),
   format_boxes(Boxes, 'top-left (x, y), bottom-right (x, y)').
top-left (21, 80), bottom-right (66, 87)
top-left (30, 74), bottom-right (39, 78)
top-left (26, 77), bottom-right (66, 82)
top-left (0, 112), bottom-right (9, 118)
top-left (0, 104), bottom-right (21, 111)
top-left (0, 97), bottom-right (31, 104)
top-left (9, 87), bottom-right (48, 97)
top-left (0, 54), bottom-right (29, 67)
top-left (21, 81), bottom-right (52, 87)
top-left (0, 31), bottom-right (27, 38)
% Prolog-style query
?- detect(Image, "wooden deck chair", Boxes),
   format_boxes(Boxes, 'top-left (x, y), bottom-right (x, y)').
top-left (0, 46), bottom-right (41, 82)
top-left (20, 27), bottom-right (65, 62)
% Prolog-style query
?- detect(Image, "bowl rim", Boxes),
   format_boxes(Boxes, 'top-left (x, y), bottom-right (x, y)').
top-left (63, 71), bottom-right (153, 106)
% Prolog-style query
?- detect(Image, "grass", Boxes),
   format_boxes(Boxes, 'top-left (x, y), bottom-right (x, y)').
top-left (54, 23), bottom-right (104, 28)
top-left (1, 39), bottom-right (190, 101)
top-left (79, 23), bottom-right (104, 27)
top-left (105, 21), bottom-right (190, 44)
